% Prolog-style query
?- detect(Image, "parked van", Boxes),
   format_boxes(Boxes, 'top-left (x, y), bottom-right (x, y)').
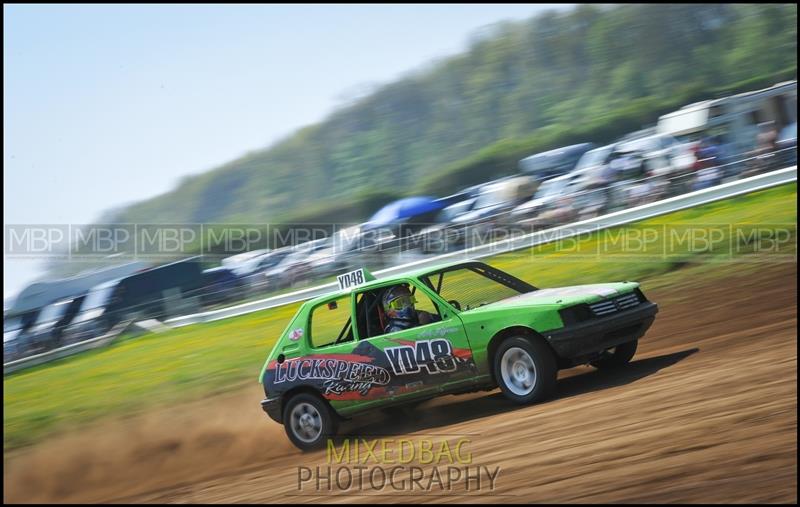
top-left (63, 258), bottom-right (204, 342)
top-left (19, 295), bottom-right (87, 352)
top-left (518, 143), bottom-right (595, 180)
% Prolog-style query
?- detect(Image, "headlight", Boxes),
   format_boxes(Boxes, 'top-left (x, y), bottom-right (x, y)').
top-left (558, 304), bottom-right (593, 325)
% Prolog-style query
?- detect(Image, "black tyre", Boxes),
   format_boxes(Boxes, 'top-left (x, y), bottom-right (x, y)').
top-left (590, 339), bottom-right (638, 369)
top-left (282, 393), bottom-right (338, 452)
top-left (493, 336), bottom-right (557, 404)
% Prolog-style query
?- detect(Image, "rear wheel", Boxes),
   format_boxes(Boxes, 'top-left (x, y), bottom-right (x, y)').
top-left (590, 339), bottom-right (638, 369)
top-left (282, 393), bottom-right (338, 452)
top-left (494, 336), bottom-right (557, 404)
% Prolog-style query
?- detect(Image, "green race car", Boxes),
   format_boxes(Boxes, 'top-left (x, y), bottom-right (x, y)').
top-left (259, 260), bottom-right (658, 451)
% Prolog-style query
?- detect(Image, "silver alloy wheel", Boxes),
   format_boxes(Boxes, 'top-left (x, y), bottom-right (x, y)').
top-left (290, 402), bottom-right (323, 443)
top-left (500, 346), bottom-right (538, 396)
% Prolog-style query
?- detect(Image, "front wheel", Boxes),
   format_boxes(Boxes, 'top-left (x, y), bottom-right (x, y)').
top-left (494, 336), bottom-right (557, 405)
top-left (590, 339), bottom-right (638, 369)
top-left (283, 393), bottom-right (339, 452)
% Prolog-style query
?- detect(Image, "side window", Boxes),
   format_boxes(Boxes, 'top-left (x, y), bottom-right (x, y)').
top-left (407, 283), bottom-right (441, 317)
top-left (309, 295), bottom-right (353, 348)
top-left (354, 283), bottom-right (443, 340)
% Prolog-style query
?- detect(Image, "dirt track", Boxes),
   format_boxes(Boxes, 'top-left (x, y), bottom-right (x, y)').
top-left (4, 260), bottom-right (797, 503)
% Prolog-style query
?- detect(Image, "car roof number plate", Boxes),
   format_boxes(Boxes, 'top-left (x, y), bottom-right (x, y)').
top-left (337, 269), bottom-right (367, 291)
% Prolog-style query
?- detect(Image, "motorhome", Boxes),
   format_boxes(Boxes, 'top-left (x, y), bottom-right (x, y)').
top-left (657, 80), bottom-right (797, 157)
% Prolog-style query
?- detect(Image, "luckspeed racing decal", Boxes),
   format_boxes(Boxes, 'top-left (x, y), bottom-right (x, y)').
top-left (274, 356), bottom-right (392, 396)
top-left (264, 337), bottom-right (476, 402)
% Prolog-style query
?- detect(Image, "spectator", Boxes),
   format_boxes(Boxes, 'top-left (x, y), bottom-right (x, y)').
top-left (743, 122), bottom-right (780, 176)
top-left (691, 136), bottom-right (723, 190)
top-left (599, 153), bottom-right (620, 185)
top-left (756, 122), bottom-right (778, 155)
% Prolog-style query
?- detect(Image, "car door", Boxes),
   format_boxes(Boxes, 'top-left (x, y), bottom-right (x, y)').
top-left (300, 293), bottom-right (393, 415)
top-left (352, 279), bottom-right (478, 405)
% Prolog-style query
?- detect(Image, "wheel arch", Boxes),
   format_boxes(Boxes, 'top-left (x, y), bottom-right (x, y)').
top-left (486, 326), bottom-right (561, 383)
top-left (280, 386), bottom-right (342, 421)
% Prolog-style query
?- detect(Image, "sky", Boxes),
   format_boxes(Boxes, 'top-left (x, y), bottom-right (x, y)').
top-left (3, 3), bottom-right (574, 301)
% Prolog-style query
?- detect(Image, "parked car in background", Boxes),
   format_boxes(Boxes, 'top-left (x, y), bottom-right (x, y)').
top-left (221, 249), bottom-right (271, 277)
top-left (18, 294), bottom-right (86, 354)
top-left (307, 244), bottom-right (349, 279)
top-left (509, 170), bottom-right (589, 224)
top-left (615, 133), bottom-right (695, 177)
top-left (306, 231), bottom-right (361, 279)
top-left (452, 176), bottom-right (538, 225)
top-left (241, 247), bottom-right (295, 291)
top-left (572, 143), bottom-right (616, 175)
top-left (262, 241), bottom-right (327, 291)
top-left (449, 175), bottom-right (538, 247)
top-left (518, 143), bottom-right (595, 180)
top-left (200, 267), bottom-right (245, 307)
top-left (413, 186), bottom-right (483, 254)
top-left (4, 315), bottom-right (25, 362)
top-left (438, 195), bottom-right (478, 223)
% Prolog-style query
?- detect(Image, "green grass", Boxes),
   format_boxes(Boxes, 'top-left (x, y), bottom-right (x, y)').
top-left (3, 183), bottom-right (796, 452)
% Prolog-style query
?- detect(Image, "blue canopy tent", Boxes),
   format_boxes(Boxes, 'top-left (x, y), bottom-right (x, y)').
top-left (364, 196), bottom-right (448, 233)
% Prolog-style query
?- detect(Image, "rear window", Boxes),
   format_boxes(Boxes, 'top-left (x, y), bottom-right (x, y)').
top-left (309, 295), bottom-right (353, 348)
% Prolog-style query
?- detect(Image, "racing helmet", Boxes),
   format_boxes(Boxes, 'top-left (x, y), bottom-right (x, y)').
top-left (382, 285), bottom-right (417, 322)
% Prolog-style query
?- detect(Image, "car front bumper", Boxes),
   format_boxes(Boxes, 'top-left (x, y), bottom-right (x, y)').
top-left (543, 302), bottom-right (659, 361)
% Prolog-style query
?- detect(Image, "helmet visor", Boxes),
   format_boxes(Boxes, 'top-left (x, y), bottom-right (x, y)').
top-left (386, 295), bottom-right (416, 311)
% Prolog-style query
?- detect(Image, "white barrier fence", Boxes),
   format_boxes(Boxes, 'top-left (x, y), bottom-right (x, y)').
top-left (3, 320), bottom-right (133, 375)
top-left (4, 166), bottom-right (796, 374)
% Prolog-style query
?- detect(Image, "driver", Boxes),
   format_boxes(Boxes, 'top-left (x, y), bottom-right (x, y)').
top-left (381, 284), bottom-right (440, 334)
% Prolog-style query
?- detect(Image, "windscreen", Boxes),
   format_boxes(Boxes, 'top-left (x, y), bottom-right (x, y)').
top-left (421, 263), bottom-right (535, 311)
top-left (536, 178), bottom-right (569, 199)
top-left (441, 199), bottom-right (474, 221)
top-left (575, 146), bottom-right (612, 171)
top-left (80, 285), bottom-right (114, 311)
top-left (4, 317), bottom-right (22, 333)
top-left (35, 302), bottom-right (68, 324)
top-left (474, 185), bottom-right (510, 209)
